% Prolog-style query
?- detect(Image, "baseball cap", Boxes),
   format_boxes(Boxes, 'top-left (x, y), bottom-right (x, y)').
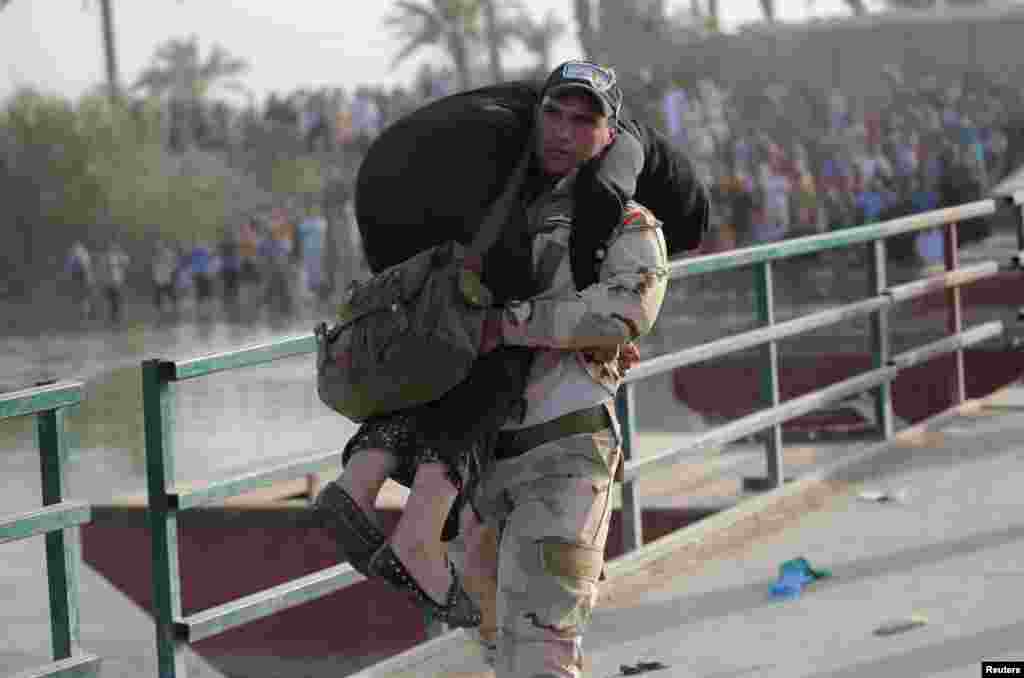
top-left (542, 60), bottom-right (623, 120)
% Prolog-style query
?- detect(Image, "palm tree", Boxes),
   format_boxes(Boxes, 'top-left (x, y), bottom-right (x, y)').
top-left (512, 9), bottom-right (568, 79)
top-left (384, 0), bottom-right (481, 93)
top-left (837, 0), bottom-right (866, 14)
top-left (480, 0), bottom-right (526, 83)
top-left (707, 0), bottom-right (721, 29)
top-left (132, 35), bottom-right (249, 150)
top-left (133, 35), bottom-right (249, 101)
top-left (573, 0), bottom-right (600, 60)
top-left (480, 0), bottom-right (502, 83)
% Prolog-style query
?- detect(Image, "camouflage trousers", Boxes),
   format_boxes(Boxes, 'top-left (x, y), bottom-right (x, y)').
top-left (473, 412), bottom-right (620, 678)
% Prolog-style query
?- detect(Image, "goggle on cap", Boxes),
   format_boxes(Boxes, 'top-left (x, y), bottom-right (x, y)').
top-left (542, 60), bottom-right (623, 120)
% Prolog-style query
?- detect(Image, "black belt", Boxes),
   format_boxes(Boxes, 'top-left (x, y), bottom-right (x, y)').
top-left (495, 405), bottom-right (612, 461)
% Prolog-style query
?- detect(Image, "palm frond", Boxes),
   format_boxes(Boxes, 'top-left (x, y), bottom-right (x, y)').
top-left (131, 67), bottom-right (176, 95)
top-left (385, 0), bottom-right (439, 26)
top-left (199, 44), bottom-right (249, 83)
top-left (512, 9), bottom-right (567, 67)
top-left (538, 10), bottom-right (568, 40)
top-left (384, 0), bottom-right (449, 68)
top-left (390, 27), bottom-right (441, 68)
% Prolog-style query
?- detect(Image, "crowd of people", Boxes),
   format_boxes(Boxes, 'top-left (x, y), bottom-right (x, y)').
top-left (64, 206), bottom-right (332, 323)
top-left (68, 65), bottom-right (1024, 326)
top-left (173, 64), bottom-right (461, 157)
top-left (660, 69), bottom-right (1020, 261)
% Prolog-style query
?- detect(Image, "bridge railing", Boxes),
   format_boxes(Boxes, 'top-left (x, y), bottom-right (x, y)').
top-left (138, 193), bottom-right (1023, 677)
top-left (0, 380), bottom-right (101, 678)
top-left (615, 193), bottom-right (1024, 550)
top-left (138, 339), bottom-right (375, 678)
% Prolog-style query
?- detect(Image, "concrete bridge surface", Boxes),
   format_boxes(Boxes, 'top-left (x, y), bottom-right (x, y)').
top-left (354, 380), bottom-right (1024, 678)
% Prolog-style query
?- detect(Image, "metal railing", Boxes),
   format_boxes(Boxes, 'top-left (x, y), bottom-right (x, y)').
top-left (140, 342), bottom-right (361, 678)
top-left (614, 193), bottom-right (1023, 550)
top-left (138, 193), bottom-right (1024, 676)
top-left (0, 381), bottom-right (101, 678)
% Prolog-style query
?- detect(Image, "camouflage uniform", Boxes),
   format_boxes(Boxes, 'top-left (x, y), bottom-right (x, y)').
top-left (473, 169), bottom-right (668, 677)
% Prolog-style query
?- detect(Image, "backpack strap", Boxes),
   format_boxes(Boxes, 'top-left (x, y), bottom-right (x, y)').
top-left (570, 128), bottom-right (644, 289)
top-left (468, 132), bottom-right (535, 260)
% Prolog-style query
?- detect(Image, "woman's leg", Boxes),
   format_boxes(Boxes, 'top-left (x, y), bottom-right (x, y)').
top-left (387, 462), bottom-right (459, 604)
top-left (337, 448), bottom-right (398, 527)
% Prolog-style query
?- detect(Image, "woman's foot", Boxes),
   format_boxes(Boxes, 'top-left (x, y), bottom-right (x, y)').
top-left (389, 538), bottom-right (453, 606)
top-left (368, 542), bottom-right (481, 628)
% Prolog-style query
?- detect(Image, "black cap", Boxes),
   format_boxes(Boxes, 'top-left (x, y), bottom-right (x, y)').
top-left (542, 60), bottom-right (622, 120)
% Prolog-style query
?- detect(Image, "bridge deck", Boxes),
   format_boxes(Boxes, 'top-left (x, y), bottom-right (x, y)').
top-left (356, 381), bottom-right (1024, 678)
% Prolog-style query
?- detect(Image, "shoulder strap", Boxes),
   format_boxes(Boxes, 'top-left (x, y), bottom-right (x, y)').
top-left (468, 132), bottom-right (535, 257)
top-left (570, 129), bottom-right (644, 289)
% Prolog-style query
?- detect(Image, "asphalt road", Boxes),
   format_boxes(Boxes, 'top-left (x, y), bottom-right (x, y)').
top-left (585, 384), bottom-right (1024, 678)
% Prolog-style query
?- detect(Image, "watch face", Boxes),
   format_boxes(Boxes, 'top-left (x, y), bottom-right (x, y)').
top-left (508, 301), bottom-right (533, 326)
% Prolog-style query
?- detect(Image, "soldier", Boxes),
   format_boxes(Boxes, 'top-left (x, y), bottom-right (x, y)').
top-left (313, 61), bottom-right (684, 665)
top-left (456, 62), bottom-right (669, 677)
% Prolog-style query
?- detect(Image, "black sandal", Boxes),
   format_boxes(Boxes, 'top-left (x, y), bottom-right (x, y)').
top-left (312, 481), bottom-right (385, 577)
top-left (368, 542), bottom-right (482, 628)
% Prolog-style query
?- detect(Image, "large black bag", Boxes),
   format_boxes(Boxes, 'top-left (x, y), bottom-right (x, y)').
top-left (355, 81), bottom-right (709, 279)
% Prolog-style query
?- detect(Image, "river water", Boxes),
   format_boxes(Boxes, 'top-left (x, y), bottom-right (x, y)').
top-left (0, 310), bottom-right (357, 514)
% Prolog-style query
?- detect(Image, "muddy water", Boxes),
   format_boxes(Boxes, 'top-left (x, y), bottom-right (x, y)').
top-left (0, 315), bottom-right (356, 513)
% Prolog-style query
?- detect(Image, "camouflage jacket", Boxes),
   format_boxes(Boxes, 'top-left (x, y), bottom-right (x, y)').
top-left (499, 170), bottom-right (669, 425)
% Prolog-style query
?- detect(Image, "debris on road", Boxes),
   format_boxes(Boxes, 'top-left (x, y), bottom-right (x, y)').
top-left (857, 487), bottom-right (912, 504)
top-left (873, 614), bottom-right (928, 636)
top-left (769, 557), bottom-right (832, 600)
top-left (620, 661), bottom-right (669, 675)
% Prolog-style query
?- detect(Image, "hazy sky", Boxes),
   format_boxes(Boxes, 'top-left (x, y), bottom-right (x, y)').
top-left (1, 0), bottom-right (858, 105)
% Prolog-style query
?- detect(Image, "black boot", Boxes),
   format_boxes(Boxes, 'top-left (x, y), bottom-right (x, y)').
top-left (368, 542), bottom-right (482, 628)
top-left (312, 481), bottom-right (385, 576)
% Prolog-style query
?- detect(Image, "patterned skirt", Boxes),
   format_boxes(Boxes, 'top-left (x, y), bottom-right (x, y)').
top-left (341, 411), bottom-right (491, 539)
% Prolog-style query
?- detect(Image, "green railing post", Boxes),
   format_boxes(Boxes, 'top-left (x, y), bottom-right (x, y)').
top-left (1015, 195), bottom-right (1024, 255)
top-left (944, 222), bottom-right (966, 404)
top-left (142, 359), bottom-right (188, 678)
top-left (37, 406), bottom-right (82, 661)
top-left (868, 239), bottom-right (895, 438)
top-left (754, 260), bottom-right (784, 490)
top-left (615, 383), bottom-right (643, 551)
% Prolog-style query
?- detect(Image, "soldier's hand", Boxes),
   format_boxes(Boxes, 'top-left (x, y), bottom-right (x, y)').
top-left (581, 342), bottom-right (641, 373)
top-left (618, 342), bottom-right (641, 373)
top-left (582, 345), bottom-right (619, 364)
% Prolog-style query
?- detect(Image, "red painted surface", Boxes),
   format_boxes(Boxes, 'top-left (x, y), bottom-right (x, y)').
top-left (908, 271), bottom-right (1024, 313)
top-left (81, 511), bottom-right (429, 658)
top-left (80, 506), bottom-right (701, 660)
top-left (673, 349), bottom-right (1024, 426)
